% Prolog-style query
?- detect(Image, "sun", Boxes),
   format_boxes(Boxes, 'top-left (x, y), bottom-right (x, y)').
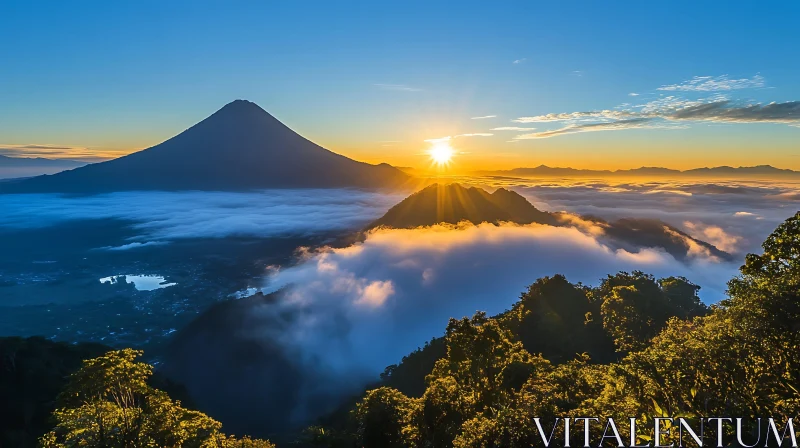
top-left (428, 142), bottom-right (455, 166)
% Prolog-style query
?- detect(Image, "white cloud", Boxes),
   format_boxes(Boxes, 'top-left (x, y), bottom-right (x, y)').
top-left (512, 98), bottom-right (800, 139)
top-left (513, 58), bottom-right (526, 64)
top-left (256, 222), bottom-right (737, 387)
top-left (0, 190), bottom-right (403, 242)
top-left (98, 241), bottom-right (168, 251)
top-left (514, 110), bottom-right (634, 123)
top-left (507, 74), bottom-right (800, 139)
top-left (0, 144), bottom-right (118, 162)
top-left (471, 115), bottom-right (497, 120)
top-left (683, 221), bottom-right (742, 253)
top-left (456, 133), bottom-right (494, 137)
top-left (513, 119), bottom-right (687, 139)
top-left (657, 75), bottom-right (765, 92)
top-left (424, 136), bottom-right (452, 143)
top-left (506, 179), bottom-right (798, 255)
top-left (491, 127), bottom-right (537, 131)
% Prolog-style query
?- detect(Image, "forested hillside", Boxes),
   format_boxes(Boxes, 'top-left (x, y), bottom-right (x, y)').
top-left (309, 212), bottom-right (800, 447)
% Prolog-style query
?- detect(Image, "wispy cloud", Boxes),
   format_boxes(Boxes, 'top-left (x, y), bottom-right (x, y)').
top-left (471, 115), bottom-right (497, 120)
top-left (0, 144), bottom-right (121, 162)
top-left (98, 241), bottom-right (168, 251)
top-left (629, 93), bottom-right (640, 97)
top-left (512, 87), bottom-right (800, 140)
top-left (513, 58), bottom-right (526, 64)
top-left (0, 190), bottom-right (403, 241)
top-left (456, 133), bottom-right (493, 137)
top-left (657, 75), bottom-right (765, 92)
top-left (374, 83), bottom-right (422, 92)
top-left (491, 127), bottom-right (537, 131)
top-left (513, 119), bottom-right (686, 139)
top-left (514, 110), bottom-right (634, 123)
top-left (667, 100), bottom-right (800, 123)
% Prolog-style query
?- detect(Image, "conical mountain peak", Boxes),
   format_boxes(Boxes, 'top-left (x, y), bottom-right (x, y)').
top-left (214, 99), bottom-right (269, 117)
top-left (1, 100), bottom-right (411, 192)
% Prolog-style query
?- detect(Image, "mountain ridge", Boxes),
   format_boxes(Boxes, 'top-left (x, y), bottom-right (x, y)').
top-left (0, 155), bottom-right (88, 180)
top-left (479, 164), bottom-right (800, 178)
top-left (0, 100), bottom-right (411, 193)
top-left (368, 183), bottom-right (559, 229)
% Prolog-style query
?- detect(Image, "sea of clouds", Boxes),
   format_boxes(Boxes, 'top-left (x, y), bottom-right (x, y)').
top-left (4, 180), bottom-right (798, 430)
top-left (259, 223), bottom-right (737, 378)
top-left (244, 178), bottom-right (800, 380)
top-left (503, 178), bottom-right (798, 255)
top-left (0, 189), bottom-right (404, 246)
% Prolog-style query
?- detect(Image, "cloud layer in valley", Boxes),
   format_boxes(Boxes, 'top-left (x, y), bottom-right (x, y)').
top-left (261, 222), bottom-right (736, 371)
top-left (494, 178), bottom-right (799, 256)
top-left (0, 189), bottom-right (404, 244)
top-left (186, 220), bottom-right (740, 431)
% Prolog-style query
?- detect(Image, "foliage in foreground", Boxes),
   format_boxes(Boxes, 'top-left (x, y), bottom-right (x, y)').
top-left (344, 212), bottom-right (800, 447)
top-left (39, 349), bottom-right (274, 448)
top-left (0, 337), bottom-right (109, 448)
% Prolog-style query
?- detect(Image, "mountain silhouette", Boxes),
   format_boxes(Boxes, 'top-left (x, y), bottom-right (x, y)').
top-left (0, 100), bottom-right (411, 192)
top-left (482, 164), bottom-right (800, 178)
top-left (369, 183), bottom-right (732, 261)
top-left (0, 155), bottom-right (87, 180)
top-left (369, 183), bottom-right (559, 228)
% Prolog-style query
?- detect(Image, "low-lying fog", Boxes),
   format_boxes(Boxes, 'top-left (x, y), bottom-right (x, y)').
top-left (0, 189), bottom-right (404, 244)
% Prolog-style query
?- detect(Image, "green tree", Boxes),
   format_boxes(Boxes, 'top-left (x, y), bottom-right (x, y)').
top-left (353, 387), bottom-right (416, 448)
top-left (40, 349), bottom-right (274, 448)
top-left (598, 272), bottom-right (707, 352)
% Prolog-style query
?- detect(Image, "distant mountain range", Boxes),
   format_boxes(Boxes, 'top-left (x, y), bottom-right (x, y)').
top-left (0, 155), bottom-right (87, 180)
top-left (369, 183), bottom-right (731, 261)
top-left (479, 164), bottom-right (800, 178)
top-left (0, 100), bottom-right (410, 193)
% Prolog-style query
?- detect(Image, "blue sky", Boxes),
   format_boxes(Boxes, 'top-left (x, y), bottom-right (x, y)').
top-left (1, 1), bottom-right (799, 170)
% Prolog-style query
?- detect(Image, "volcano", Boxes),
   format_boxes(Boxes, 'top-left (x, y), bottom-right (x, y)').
top-left (0, 100), bottom-right (411, 192)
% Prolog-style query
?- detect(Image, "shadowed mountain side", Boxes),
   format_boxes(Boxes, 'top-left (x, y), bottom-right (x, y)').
top-left (160, 291), bottom-right (359, 441)
top-left (160, 292), bottom-right (302, 438)
top-left (576, 215), bottom-right (732, 261)
top-left (367, 183), bottom-right (732, 262)
top-left (0, 100), bottom-right (411, 193)
top-left (368, 183), bottom-right (559, 228)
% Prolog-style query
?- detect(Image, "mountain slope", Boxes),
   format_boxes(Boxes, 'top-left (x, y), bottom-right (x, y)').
top-left (0, 100), bottom-right (411, 192)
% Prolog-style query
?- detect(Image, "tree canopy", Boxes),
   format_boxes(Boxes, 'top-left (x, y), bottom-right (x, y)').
top-left (346, 213), bottom-right (800, 447)
top-left (40, 349), bottom-right (275, 448)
